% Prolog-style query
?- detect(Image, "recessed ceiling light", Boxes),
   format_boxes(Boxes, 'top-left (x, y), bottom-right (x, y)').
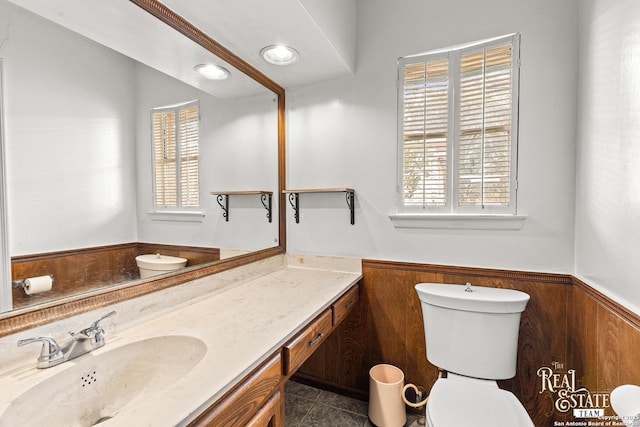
top-left (193, 64), bottom-right (230, 80)
top-left (260, 45), bottom-right (299, 65)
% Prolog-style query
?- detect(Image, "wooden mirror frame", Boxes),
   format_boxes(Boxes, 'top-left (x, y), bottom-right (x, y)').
top-left (0, 0), bottom-right (287, 337)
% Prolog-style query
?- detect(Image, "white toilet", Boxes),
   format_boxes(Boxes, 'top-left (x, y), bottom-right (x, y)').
top-left (135, 253), bottom-right (187, 279)
top-left (415, 282), bottom-right (535, 427)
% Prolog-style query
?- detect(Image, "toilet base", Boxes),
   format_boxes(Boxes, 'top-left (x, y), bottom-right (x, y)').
top-left (425, 374), bottom-right (533, 427)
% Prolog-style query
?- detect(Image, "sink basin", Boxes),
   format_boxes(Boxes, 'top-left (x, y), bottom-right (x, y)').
top-left (0, 335), bottom-right (206, 427)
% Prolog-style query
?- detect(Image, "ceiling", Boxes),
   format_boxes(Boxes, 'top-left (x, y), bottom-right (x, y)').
top-left (7, 0), bottom-right (356, 97)
top-left (161, 0), bottom-right (356, 88)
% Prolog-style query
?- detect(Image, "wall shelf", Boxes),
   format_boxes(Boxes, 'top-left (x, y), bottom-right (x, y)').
top-left (283, 188), bottom-right (355, 225)
top-left (211, 191), bottom-right (273, 223)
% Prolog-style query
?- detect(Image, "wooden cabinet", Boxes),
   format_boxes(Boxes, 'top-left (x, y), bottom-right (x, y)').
top-left (283, 284), bottom-right (360, 376)
top-left (283, 310), bottom-right (332, 375)
top-left (245, 390), bottom-right (284, 427)
top-left (189, 283), bottom-right (359, 427)
top-left (332, 284), bottom-right (359, 326)
top-left (188, 353), bottom-right (282, 427)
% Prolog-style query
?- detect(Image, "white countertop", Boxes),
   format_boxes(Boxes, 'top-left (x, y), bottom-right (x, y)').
top-left (0, 254), bottom-right (362, 426)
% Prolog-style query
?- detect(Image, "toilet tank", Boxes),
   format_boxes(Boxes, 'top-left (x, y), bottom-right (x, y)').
top-left (415, 283), bottom-right (530, 380)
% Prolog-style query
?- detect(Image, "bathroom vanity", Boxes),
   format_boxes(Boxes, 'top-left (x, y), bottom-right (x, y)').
top-left (0, 254), bottom-right (361, 426)
top-left (190, 282), bottom-right (360, 426)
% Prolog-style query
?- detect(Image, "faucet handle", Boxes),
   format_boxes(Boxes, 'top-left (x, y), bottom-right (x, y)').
top-left (89, 310), bottom-right (116, 331)
top-left (17, 337), bottom-right (63, 365)
top-left (77, 310), bottom-right (116, 346)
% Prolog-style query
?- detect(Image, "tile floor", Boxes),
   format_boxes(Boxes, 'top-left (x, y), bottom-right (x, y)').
top-left (284, 380), bottom-right (424, 427)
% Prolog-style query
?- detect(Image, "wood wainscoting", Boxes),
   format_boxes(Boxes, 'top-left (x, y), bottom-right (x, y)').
top-left (11, 243), bottom-right (219, 309)
top-left (295, 260), bottom-right (640, 427)
top-left (568, 279), bottom-right (640, 417)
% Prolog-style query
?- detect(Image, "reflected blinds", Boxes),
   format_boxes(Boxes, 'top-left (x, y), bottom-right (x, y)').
top-left (152, 100), bottom-right (200, 209)
top-left (399, 34), bottom-right (519, 213)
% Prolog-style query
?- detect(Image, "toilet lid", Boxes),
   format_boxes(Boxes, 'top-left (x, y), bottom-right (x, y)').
top-left (427, 377), bottom-right (534, 427)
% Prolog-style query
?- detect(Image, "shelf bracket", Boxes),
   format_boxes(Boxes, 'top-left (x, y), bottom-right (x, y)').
top-left (216, 194), bottom-right (229, 222)
top-left (288, 192), bottom-right (300, 223)
top-left (261, 193), bottom-right (273, 223)
top-left (346, 190), bottom-right (355, 225)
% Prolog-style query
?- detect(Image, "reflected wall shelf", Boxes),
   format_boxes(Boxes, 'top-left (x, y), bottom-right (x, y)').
top-left (210, 191), bottom-right (273, 223)
top-left (283, 188), bottom-right (355, 225)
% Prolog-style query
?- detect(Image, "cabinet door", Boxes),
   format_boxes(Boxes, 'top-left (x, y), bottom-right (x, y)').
top-left (188, 353), bottom-right (282, 427)
top-left (246, 390), bottom-right (284, 427)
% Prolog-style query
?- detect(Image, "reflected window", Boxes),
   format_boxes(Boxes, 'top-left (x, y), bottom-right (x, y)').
top-left (151, 100), bottom-right (200, 210)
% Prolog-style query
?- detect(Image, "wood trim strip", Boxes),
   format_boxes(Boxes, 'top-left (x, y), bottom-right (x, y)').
top-left (278, 92), bottom-right (287, 252)
top-left (11, 242), bottom-right (219, 264)
top-left (136, 242), bottom-right (219, 255)
top-left (128, 0), bottom-right (284, 96)
top-left (572, 276), bottom-right (640, 328)
top-left (0, 247), bottom-right (283, 337)
top-left (363, 258), bottom-right (572, 284)
top-left (11, 242), bottom-right (138, 263)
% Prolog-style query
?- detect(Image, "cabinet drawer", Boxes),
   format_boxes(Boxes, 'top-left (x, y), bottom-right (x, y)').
top-left (189, 353), bottom-right (282, 427)
top-left (283, 310), bottom-right (332, 375)
top-left (332, 284), bottom-right (359, 326)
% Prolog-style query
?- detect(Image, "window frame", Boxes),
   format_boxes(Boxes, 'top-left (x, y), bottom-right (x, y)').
top-left (150, 99), bottom-right (201, 213)
top-left (396, 33), bottom-right (521, 216)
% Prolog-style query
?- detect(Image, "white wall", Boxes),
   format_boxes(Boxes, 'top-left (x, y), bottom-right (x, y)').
top-left (575, 0), bottom-right (640, 314)
top-left (1, 3), bottom-right (138, 255)
top-left (286, 0), bottom-right (579, 273)
top-left (135, 65), bottom-right (279, 251)
top-left (0, 1), bottom-right (280, 257)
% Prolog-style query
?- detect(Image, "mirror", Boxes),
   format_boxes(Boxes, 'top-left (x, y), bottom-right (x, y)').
top-left (0, 0), bottom-right (286, 327)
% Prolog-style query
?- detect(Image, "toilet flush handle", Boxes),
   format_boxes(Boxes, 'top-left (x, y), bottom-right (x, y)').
top-left (465, 282), bottom-right (473, 292)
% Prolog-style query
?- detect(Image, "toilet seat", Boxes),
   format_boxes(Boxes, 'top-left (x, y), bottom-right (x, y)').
top-left (426, 374), bottom-right (534, 427)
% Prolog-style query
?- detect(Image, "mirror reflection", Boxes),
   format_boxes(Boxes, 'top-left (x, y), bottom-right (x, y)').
top-left (0, 0), bottom-right (279, 313)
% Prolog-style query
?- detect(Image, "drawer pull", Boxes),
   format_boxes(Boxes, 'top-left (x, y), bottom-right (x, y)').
top-left (345, 299), bottom-right (354, 309)
top-left (308, 332), bottom-right (324, 347)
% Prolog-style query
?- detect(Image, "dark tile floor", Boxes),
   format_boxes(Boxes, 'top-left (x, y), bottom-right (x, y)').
top-left (284, 380), bottom-right (424, 427)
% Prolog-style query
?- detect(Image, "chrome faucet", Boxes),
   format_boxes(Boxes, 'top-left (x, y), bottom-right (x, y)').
top-left (18, 311), bottom-right (116, 369)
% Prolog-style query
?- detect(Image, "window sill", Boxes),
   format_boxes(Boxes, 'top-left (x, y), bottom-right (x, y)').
top-left (389, 213), bottom-right (527, 230)
top-left (147, 211), bottom-right (206, 223)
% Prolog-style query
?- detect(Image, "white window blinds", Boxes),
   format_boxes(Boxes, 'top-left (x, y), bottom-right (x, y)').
top-left (402, 57), bottom-right (449, 208)
top-left (398, 34), bottom-right (520, 214)
top-left (152, 100), bottom-right (200, 210)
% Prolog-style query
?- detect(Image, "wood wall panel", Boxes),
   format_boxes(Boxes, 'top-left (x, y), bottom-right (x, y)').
top-left (366, 267), bottom-right (407, 372)
top-left (297, 281), bottom-right (370, 396)
top-left (298, 263), bottom-right (640, 426)
top-left (567, 285), bottom-right (599, 392)
top-left (136, 242), bottom-right (219, 266)
top-left (569, 279), bottom-right (640, 419)
top-left (597, 303), bottom-right (623, 397)
top-left (297, 260), bottom-right (578, 427)
top-left (406, 271), bottom-right (442, 397)
top-left (11, 243), bottom-right (219, 309)
top-left (11, 244), bottom-right (140, 308)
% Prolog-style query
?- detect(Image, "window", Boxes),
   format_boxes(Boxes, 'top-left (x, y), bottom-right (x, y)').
top-left (398, 34), bottom-right (520, 215)
top-left (151, 100), bottom-right (200, 210)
